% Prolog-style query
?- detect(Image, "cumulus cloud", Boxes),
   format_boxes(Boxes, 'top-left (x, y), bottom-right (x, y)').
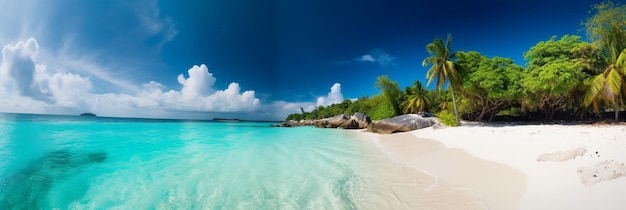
top-left (316, 83), bottom-right (344, 107)
top-left (92, 65), bottom-right (261, 116)
top-left (2, 38), bottom-right (44, 100)
top-left (142, 64), bottom-right (259, 112)
top-left (0, 38), bottom-right (260, 118)
top-left (251, 83), bottom-right (349, 120)
top-left (355, 48), bottom-right (397, 66)
top-left (1, 38), bottom-right (92, 106)
top-left (177, 64), bottom-right (217, 99)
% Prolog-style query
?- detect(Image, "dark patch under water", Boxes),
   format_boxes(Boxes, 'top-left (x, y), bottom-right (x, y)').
top-left (0, 150), bottom-right (107, 209)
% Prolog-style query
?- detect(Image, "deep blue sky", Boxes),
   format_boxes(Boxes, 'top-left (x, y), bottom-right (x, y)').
top-left (160, 0), bottom-right (601, 100)
top-left (0, 0), bottom-right (607, 120)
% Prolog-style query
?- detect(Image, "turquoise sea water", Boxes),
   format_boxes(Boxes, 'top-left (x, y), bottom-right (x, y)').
top-left (0, 113), bottom-right (413, 209)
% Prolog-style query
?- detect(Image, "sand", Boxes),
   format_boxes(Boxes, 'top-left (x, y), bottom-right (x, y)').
top-left (355, 123), bottom-right (626, 210)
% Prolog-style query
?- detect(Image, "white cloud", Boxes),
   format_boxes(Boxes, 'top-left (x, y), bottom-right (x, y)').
top-left (316, 83), bottom-right (344, 107)
top-left (93, 65), bottom-right (261, 116)
top-left (355, 48), bottom-right (397, 66)
top-left (1, 37), bottom-right (91, 104)
top-left (177, 64), bottom-right (216, 99)
top-left (358, 54), bottom-right (375, 62)
top-left (46, 72), bottom-right (93, 108)
top-left (0, 38), bottom-right (260, 119)
top-left (253, 83), bottom-right (348, 121)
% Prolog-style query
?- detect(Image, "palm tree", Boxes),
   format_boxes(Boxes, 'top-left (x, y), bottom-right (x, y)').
top-left (422, 34), bottom-right (463, 124)
top-left (583, 1), bottom-right (626, 121)
top-left (401, 81), bottom-right (431, 114)
top-left (584, 48), bottom-right (626, 121)
top-left (439, 100), bottom-right (449, 111)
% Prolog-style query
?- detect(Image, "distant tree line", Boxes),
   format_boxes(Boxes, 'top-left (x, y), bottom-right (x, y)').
top-left (286, 1), bottom-right (626, 125)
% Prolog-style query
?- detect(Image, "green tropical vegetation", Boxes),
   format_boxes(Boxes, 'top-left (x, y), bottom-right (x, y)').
top-left (285, 1), bottom-right (626, 125)
top-left (374, 75), bottom-right (403, 117)
top-left (455, 51), bottom-right (524, 121)
top-left (401, 81), bottom-right (431, 114)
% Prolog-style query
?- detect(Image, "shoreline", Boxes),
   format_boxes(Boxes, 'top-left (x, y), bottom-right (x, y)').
top-left (349, 123), bottom-right (626, 209)
top-left (345, 130), bottom-right (489, 209)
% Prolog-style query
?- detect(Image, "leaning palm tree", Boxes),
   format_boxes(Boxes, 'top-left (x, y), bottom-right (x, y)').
top-left (401, 81), bottom-right (431, 114)
top-left (584, 48), bottom-right (626, 121)
top-left (422, 34), bottom-right (463, 124)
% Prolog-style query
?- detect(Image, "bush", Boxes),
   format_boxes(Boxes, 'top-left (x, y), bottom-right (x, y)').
top-left (285, 113), bottom-right (304, 121)
top-left (437, 110), bottom-right (458, 127)
top-left (370, 101), bottom-right (397, 120)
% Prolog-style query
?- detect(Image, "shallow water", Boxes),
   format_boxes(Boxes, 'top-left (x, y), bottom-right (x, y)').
top-left (0, 113), bottom-right (428, 209)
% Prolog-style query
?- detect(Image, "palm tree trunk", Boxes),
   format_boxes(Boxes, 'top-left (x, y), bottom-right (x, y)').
top-left (615, 102), bottom-right (619, 121)
top-left (450, 86), bottom-right (460, 125)
top-left (489, 111), bottom-right (496, 122)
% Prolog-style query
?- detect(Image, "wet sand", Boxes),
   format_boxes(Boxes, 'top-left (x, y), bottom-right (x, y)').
top-left (354, 131), bottom-right (524, 209)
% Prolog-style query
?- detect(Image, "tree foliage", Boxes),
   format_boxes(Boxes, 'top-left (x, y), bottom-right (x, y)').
top-left (457, 51), bottom-right (524, 121)
top-left (375, 75), bottom-right (402, 116)
top-left (285, 99), bottom-right (353, 121)
top-left (585, 0), bottom-right (626, 65)
top-left (521, 35), bottom-right (594, 120)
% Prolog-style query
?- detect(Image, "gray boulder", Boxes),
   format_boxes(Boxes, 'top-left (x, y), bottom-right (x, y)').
top-left (314, 120), bottom-right (327, 128)
top-left (280, 113), bottom-right (373, 129)
top-left (326, 114), bottom-right (351, 128)
top-left (339, 112), bottom-right (372, 129)
top-left (368, 114), bottom-right (440, 134)
top-left (282, 120), bottom-right (297, 127)
top-left (313, 114), bottom-right (351, 128)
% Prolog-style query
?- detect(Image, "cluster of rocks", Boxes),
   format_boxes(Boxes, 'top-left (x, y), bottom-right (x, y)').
top-left (280, 112), bottom-right (441, 134)
top-left (282, 112), bottom-right (371, 129)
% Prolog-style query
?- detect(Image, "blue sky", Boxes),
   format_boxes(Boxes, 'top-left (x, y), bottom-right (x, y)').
top-left (0, 0), bottom-right (603, 120)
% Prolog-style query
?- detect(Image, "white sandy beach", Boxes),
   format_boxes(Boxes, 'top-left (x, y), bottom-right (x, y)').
top-left (357, 123), bottom-right (626, 210)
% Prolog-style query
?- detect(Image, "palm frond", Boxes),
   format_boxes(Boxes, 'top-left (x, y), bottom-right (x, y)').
top-left (607, 67), bottom-right (623, 95)
top-left (583, 74), bottom-right (606, 112)
top-left (616, 48), bottom-right (626, 69)
top-left (422, 56), bottom-right (438, 67)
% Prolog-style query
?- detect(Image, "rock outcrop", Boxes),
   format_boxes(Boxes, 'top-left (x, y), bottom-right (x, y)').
top-left (282, 113), bottom-right (439, 134)
top-left (313, 114), bottom-right (350, 128)
top-left (338, 112), bottom-right (372, 129)
top-left (367, 114), bottom-right (440, 134)
top-left (282, 113), bottom-right (370, 129)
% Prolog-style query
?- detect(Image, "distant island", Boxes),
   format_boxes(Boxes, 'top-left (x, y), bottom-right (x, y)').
top-left (80, 113), bottom-right (96, 117)
top-left (212, 118), bottom-right (240, 122)
top-left (212, 118), bottom-right (282, 123)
